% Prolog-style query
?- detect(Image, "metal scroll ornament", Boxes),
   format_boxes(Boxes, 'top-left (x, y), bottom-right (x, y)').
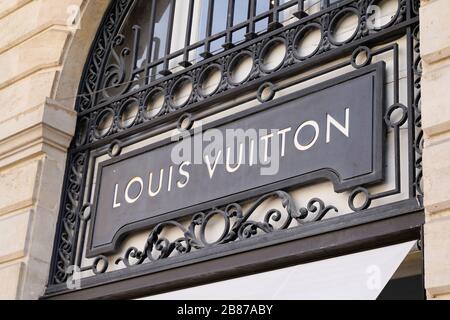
top-left (116, 191), bottom-right (337, 267)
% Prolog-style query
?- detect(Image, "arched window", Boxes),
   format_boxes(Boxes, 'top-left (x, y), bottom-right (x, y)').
top-left (46, 0), bottom-right (423, 299)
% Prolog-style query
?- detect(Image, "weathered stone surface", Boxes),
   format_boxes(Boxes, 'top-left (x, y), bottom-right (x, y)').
top-left (0, 211), bottom-right (30, 264)
top-left (0, 159), bottom-right (41, 216)
top-left (423, 137), bottom-right (450, 214)
top-left (421, 0), bottom-right (450, 300)
top-left (422, 58), bottom-right (450, 138)
top-left (0, 0), bottom-right (112, 300)
top-left (0, 71), bottom-right (57, 124)
top-left (0, 262), bottom-right (24, 299)
top-left (0, 28), bottom-right (70, 90)
top-left (0, 0), bottom-right (32, 20)
top-left (420, 0), bottom-right (450, 64)
top-left (0, 0), bottom-right (83, 53)
top-left (425, 215), bottom-right (450, 298)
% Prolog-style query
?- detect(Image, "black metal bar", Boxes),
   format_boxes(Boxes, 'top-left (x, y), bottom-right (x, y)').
top-left (131, 26), bottom-right (141, 70)
top-left (138, 1), bottom-right (319, 77)
top-left (180, 0), bottom-right (195, 67)
top-left (223, 0), bottom-right (235, 49)
top-left (369, 43), bottom-right (404, 201)
top-left (201, 0), bottom-right (215, 58)
top-left (246, 0), bottom-right (257, 39)
top-left (294, 0), bottom-right (308, 19)
top-left (269, 0), bottom-right (283, 31)
top-left (159, 0), bottom-right (176, 76)
top-left (145, 0), bottom-right (157, 84)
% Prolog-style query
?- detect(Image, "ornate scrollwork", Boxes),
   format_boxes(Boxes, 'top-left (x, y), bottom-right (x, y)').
top-left (101, 34), bottom-right (132, 99)
top-left (412, 24), bottom-right (423, 202)
top-left (115, 191), bottom-right (337, 268)
top-left (78, 0), bottom-right (134, 111)
top-left (53, 152), bottom-right (88, 284)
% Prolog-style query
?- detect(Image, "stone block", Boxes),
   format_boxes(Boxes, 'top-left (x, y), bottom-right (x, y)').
top-left (425, 216), bottom-right (450, 298)
top-left (0, 211), bottom-right (31, 263)
top-left (0, 0), bottom-right (83, 53)
top-left (420, 0), bottom-right (450, 64)
top-left (422, 58), bottom-right (450, 137)
top-left (0, 28), bottom-right (70, 90)
top-left (0, 158), bottom-right (41, 216)
top-left (0, 262), bottom-right (23, 300)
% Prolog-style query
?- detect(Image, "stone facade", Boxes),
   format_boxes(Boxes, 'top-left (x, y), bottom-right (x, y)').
top-left (0, 0), bottom-right (448, 300)
top-left (0, 0), bottom-right (110, 300)
top-left (421, 0), bottom-right (450, 301)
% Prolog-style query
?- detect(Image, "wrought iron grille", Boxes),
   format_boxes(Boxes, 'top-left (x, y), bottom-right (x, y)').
top-left (46, 0), bottom-right (423, 295)
top-left (79, 1), bottom-right (338, 111)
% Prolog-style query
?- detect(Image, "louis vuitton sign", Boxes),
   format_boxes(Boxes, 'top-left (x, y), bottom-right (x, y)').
top-left (87, 63), bottom-right (385, 257)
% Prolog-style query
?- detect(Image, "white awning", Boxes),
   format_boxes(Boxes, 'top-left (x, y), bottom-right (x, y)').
top-left (142, 241), bottom-right (416, 300)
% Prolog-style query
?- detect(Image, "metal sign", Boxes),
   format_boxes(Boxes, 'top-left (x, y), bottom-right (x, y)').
top-left (87, 63), bottom-right (385, 257)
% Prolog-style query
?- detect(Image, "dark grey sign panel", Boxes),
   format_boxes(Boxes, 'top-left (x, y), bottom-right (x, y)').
top-left (87, 63), bottom-right (385, 257)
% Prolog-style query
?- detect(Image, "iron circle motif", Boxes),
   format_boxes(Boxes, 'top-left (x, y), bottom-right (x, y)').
top-left (257, 82), bottom-right (276, 103)
top-left (348, 187), bottom-right (372, 212)
top-left (93, 108), bottom-right (115, 139)
top-left (293, 23), bottom-right (324, 60)
top-left (385, 103), bottom-right (408, 128)
top-left (367, 0), bottom-right (401, 31)
top-left (79, 203), bottom-right (92, 222)
top-left (118, 98), bottom-right (139, 129)
top-left (328, 7), bottom-right (361, 46)
top-left (198, 64), bottom-right (223, 97)
top-left (108, 140), bottom-right (123, 158)
top-left (177, 113), bottom-right (194, 131)
top-left (351, 46), bottom-right (373, 69)
top-left (143, 87), bottom-right (166, 120)
top-left (227, 51), bottom-right (255, 86)
top-left (168, 76), bottom-right (194, 110)
top-left (199, 210), bottom-right (231, 246)
top-left (92, 256), bottom-right (109, 275)
top-left (259, 37), bottom-right (288, 73)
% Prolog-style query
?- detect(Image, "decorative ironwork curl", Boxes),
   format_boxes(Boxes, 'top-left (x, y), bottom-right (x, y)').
top-left (78, 0), bottom-right (133, 111)
top-left (412, 24), bottom-right (423, 202)
top-left (115, 191), bottom-right (337, 268)
top-left (53, 152), bottom-right (88, 284)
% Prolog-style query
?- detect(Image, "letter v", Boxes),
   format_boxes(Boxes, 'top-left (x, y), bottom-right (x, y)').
top-left (204, 150), bottom-right (222, 179)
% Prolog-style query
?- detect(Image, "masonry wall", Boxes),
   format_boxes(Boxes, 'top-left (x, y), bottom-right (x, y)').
top-left (421, 0), bottom-right (450, 300)
top-left (0, 0), bottom-right (109, 300)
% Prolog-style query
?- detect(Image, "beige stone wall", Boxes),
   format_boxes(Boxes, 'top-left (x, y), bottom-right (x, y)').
top-left (421, 0), bottom-right (450, 300)
top-left (0, 0), bottom-right (109, 299)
